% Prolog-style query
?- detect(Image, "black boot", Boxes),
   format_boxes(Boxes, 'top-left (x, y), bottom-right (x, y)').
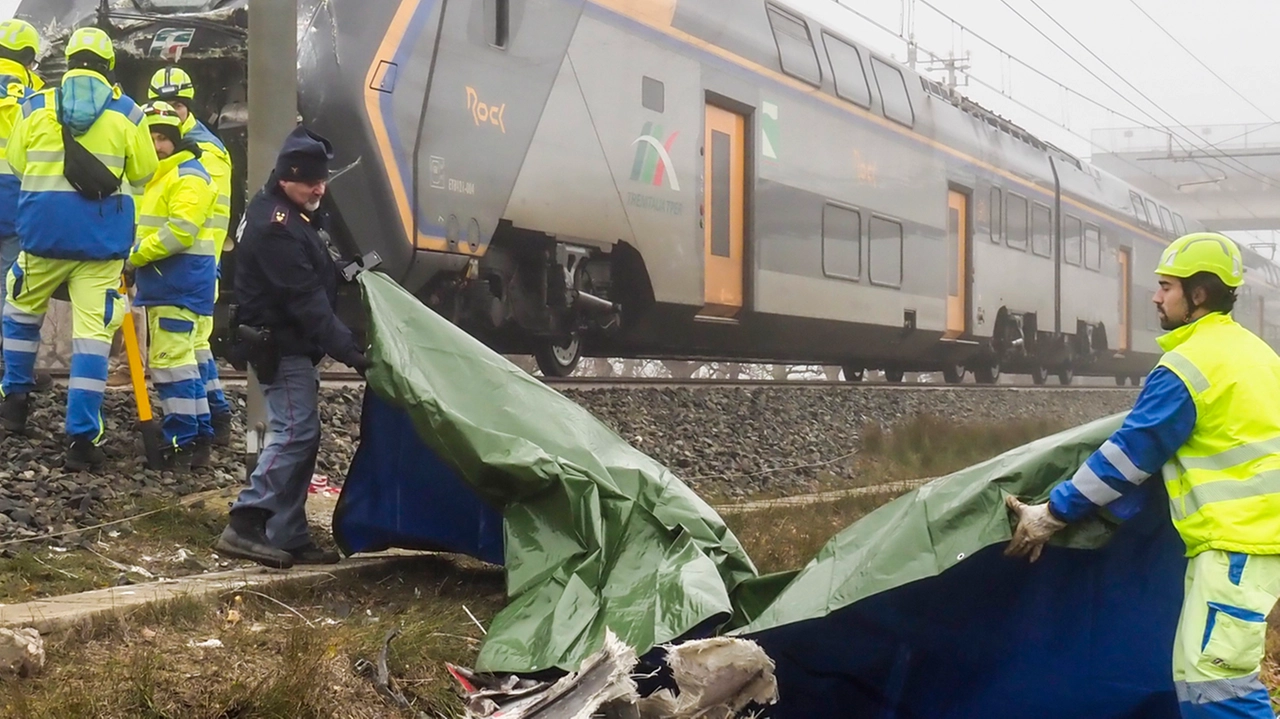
top-left (286, 542), bottom-right (341, 565)
top-left (30, 371), bottom-right (53, 394)
top-left (0, 393), bottom-right (29, 434)
top-left (214, 508), bottom-right (294, 569)
top-left (211, 413), bottom-right (232, 447)
top-left (64, 438), bottom-right (106, 473)
top-left (149, 444), bottom-right (193, 473)
top-left (190, 437), bottom-right (212, 470)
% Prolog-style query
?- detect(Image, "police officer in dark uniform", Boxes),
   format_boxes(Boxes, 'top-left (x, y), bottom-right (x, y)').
top-left (214, 126), bottom-right (369, 569)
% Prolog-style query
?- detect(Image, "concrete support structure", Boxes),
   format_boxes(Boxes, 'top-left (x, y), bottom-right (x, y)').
top-left (245, 0), bottom-right (298, 473)
top-left (1092, 124), bottom-right (1280, 233)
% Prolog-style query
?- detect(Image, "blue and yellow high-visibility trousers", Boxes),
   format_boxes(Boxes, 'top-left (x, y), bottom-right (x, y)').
top-left (2, 253), bottom-right (125, 442)
top-left (146, 305), bottom-right (210, 449)
top-left (1173, 549), bottom-right (1280, 719)
top-left (194, 314), bottom-right (229, 423)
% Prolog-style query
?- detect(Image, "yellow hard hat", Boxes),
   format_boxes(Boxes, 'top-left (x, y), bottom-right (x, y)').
top-left (1155, 232), bottom-right (1245, 288)
top-left (148, 66), bottom-right (195, 102)
top-left (0, 19), bottom-right (39, 57)
top-left (142, 99), bottom-right (183, 134)
top-left (65, 27), bottom-right (115, 71)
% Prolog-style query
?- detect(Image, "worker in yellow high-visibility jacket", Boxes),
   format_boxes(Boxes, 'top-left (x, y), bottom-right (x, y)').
top-left (148, 66), bottom-right (234, 446)
top-left (0, 27), bottom-right (158, 472)
top-left (129, 101), bottom-right (218, 471)
top-left (0, 18), bottom-right (51, 393)
top-left (1006, 233), bottom-right (1280, 719)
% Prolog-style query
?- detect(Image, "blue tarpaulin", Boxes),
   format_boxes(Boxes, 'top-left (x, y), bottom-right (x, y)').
top-left (335, 272), bottom-right (1216, 716)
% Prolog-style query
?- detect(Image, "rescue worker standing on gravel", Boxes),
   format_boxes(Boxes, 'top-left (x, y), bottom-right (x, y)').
top-left (1005, 232), bottom-right (1280, 719)
top-left (147, 66), bottom-right (234, 446)
top-left (0, 28), bottom-right (158, 471)
top-left (214, 126), bottom-right (369, 569)
top-left (129, 101), bottom-right (218, 471)
top-left (0, 19), bottom-right (51, 393)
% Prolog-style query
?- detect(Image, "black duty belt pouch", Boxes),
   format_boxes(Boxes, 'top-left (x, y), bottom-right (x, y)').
top-left (61, 124), bottom-right (122, 201)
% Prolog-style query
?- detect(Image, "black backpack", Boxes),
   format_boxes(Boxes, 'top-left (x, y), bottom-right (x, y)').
top-left (60, 122), bottom-right (122, 201)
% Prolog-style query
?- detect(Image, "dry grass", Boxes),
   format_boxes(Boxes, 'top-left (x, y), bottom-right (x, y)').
top-left (724, 489), bottom-right (909, 575)
top-left (0, 556), bottom-right (505, 718)
top-left (855, 413), bottom-right (1071, 483)
top-left (0, 501), bottom-right (228, 604)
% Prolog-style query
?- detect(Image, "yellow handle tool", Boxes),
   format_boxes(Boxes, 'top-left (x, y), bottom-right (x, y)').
top-left (119, 277), bottom-right (164, 467)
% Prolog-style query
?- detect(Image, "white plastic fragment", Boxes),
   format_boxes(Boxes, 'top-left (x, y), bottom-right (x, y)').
top-left (0, 628), bottom-right (45, 677)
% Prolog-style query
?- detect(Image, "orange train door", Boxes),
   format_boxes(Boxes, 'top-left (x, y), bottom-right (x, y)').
top-left (1118, 247), bottom-right (1131, 352)
top-left (701, 104), bottom-right (746, 318)
top-left (945, 190), bottom-right (968, 338)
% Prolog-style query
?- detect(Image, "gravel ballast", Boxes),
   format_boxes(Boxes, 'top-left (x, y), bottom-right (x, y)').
top-left (0, 383), bottom-right (1138, 543)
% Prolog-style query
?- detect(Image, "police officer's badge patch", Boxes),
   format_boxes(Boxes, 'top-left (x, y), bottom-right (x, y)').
top-left (272, 207), bottom-right (288, 224)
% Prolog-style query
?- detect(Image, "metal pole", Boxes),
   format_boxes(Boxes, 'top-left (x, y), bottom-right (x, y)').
top-left (245, 0), bottom-right (298, 475)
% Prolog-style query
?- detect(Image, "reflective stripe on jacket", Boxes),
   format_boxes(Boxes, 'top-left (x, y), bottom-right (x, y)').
top-left (0, 58), bottom-right (42, 236)
top-left (131, 149), bottom-right (217, 316)
top-left (7, 69), bottom-right (158, 260)
top-left (1156, 312), bottom-right (1280, 556)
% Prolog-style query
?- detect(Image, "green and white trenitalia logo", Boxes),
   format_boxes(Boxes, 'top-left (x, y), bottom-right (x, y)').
top-left (762, 101), bottom-right (780, 160)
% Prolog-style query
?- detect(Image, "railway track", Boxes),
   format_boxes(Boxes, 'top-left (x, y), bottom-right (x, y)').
top-left (37, 369), bottom-right (1139, 390)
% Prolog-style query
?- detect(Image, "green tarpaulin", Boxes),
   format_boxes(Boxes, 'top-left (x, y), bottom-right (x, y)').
top-left (344, 273), bottom-right (1186, 718)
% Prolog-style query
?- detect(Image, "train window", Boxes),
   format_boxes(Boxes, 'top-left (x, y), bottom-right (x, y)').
top-left (1159, 206), bottom-right (1175, 238)
top-left (822, 204), bottom-right (862, 281)
top-left (823, 33), bottom-right (872, 108)
top-left (1130, 192), bottom-right (1149, 226)
top-left (1084, 224), bottom-right (1102, 270)
top-left (871, 58), bottom-right (914, 127)
top-left (1173, 213), bottom-right (1187, 235)
top-left (1145, 198), bottom-right (1164, 234)
top-left (1064, 215), bottom-right (1083, 266)
top-left (484, 0), bottom-right (510, 49)
top-left (869, 216), bottom-right (903, 287)
top-left (1031, 202), bottom-right (1052, 257)
top-left (766, 6), bottom-right (821, 86)
top-left (642, 76), bottom-right (664, 113)
top-left (1006, 193), bottom-right (1028, 251)
top-left (989, 188), bottom-right (1002, 243)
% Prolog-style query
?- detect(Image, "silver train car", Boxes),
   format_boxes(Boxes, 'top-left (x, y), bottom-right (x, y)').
top-left (20, 0), bottom-right (1280, 382)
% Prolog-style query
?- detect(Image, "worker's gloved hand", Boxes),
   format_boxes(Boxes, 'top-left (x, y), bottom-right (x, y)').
top-left (347, 351), bottom-right (371, 377)
top-left (1003, 496), bottom-right (1068, 563)
top-left (122, 259), bottom-right (137, 288)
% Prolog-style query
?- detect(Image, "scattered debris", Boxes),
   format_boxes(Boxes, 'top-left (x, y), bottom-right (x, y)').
top-left (309, 474), bottom-right (341, 498)
top-left (187, 638), bottom-right (224, 649)
top-left (0, 627), bottom-right (44, 677)
top-left (636, 638), bottom-right (778, 718)
top-left (450, 630), bottom-right (639, 719)
top-left (356, 627), bottom-right (415, 713)
top-left (448, 633), bottom-right (777, 719)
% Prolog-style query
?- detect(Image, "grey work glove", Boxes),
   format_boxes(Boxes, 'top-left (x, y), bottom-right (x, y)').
top-left (1004, 495), bottom-right (1067, 563)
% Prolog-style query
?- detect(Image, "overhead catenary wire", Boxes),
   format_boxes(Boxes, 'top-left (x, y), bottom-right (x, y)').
top-left (828, 1), bottom-right (1228, 219)
top-left (1007, 0), bottom-right (1280, 192)
top-left (1125, 0), bottom-right (1274, 123)
top-left (1123, 0), bottom-right (1278, 154)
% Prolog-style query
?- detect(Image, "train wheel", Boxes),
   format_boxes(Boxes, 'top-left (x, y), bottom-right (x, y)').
top-left (974, 362), bottom-right (1000, 385)
top-left (1057, 366), bottom-right (1075, 385)
top-left (1115, 375), bottom-right (1128, 386)
top-left (942, 364), bottom-right (966, 384)
top-left (1030, 366), bottom-right (1048, 385)
top-left (841, 365), bottom-right (864, 382)
top-left (534, 334), bottom-right (582, 377)
top-left (884, 369), bottom-right (905, 384)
